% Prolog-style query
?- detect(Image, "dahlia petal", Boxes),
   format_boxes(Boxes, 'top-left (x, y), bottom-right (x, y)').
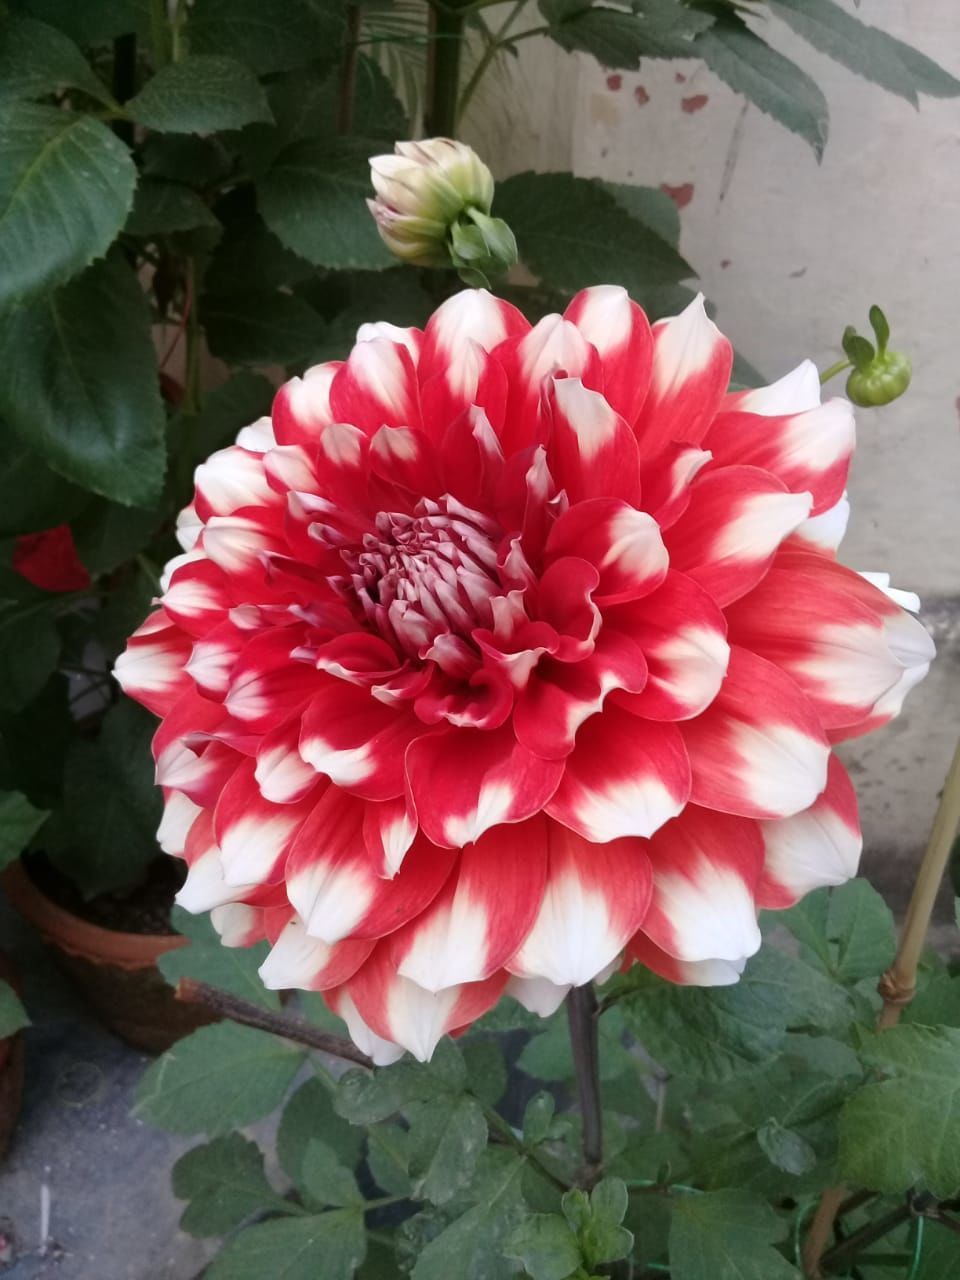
top-left (545, 377), bottom-right (642, 505)
top-left (184, 625), bottom-right (245, 701)
top-left (514, 629), bottom-right (648, 760)
top-left (757, 755), bottom-right (861, 908)
top-left (638, 444), bottom-right (712, 530)
top-left (508, 821), bottom-right (653, 987)
top-left (224, 628), bottom-right (319, 731)
top-left (420, 288), bottom-right (528, 370)
top-left (703, 397), bottom-right (855, 515)
top-left (641, 806), bottom-right (764, 962)
top-left (210, 903), bottom-right (265, 948)
top-left (505, 973), bottom-right (570, 1017)
top-left (156, 739), bottom-right (240, 807)
top-left (726, 359), bottom-right (821, 416)
top-left (724, 560), bottom-right (905, 729)
top-left (608, 571), bottom-right (729, 721)
top-left (390, 816), bottom-right (549, 991)
top-left (263, 444), bottom-right (320, 497)
top-left (665, 465), bottom-right (812, 606)
top-left (545, 498), bottom-right (668, 603)
top-left (259, 916), bottom-right (374, 991)
top-left (356, 320), bottom-right (423, 363)
top-left (114, 610), bottom-right (192, 716)
top-left (326, 988), bottom-right (405, 1066)
top-left (157, 788), bottom-right (202, 856)
top-left (194, 445), bottom-right (278, 521)
top-left (255, 719), bottom-right (320, 804)
top-left (791, 492), bottom-right (850, 553)
top-left (363, 796), bottom-right (417, 877)
top-left (563, 285), bottom-right (653, 423)
top-left (680, 646), bottom-right (829, 820)
top-left (405, 724), bottom-right (565, 849)
top-left (438, 406), bottom-right (505, 511)
top-left (300, 682), bottom-right (423, 801)
top-left (214, 760), bottom-right (315, 886)
top-left (175, 503), bottom-right (203, 551)
top-left (201, 511), bottom-right (281, 576)
top-left (547, 706), bottom-right (689, 842)
top-left (495, 315), bottom-right (603, 454)
top-left (627, 932), bottom-right (748, 986)
top-left (162, 560), bottom-right (232, 638)
top-left (286, 788), bottom-right (453, 944)
top-left (329, 337), bottom-right (421, 434)
top-left (235, 415), bottom-right (276, 453)
top-left (273, 362), bottom-right (340, 446)
top-left (633, 293), bottom-right (733, 456)
top-left (347, 942), bottom-right (507, 1061)
top-left (314, 422), bottom-right (371, 509)
top-left (369, 425), bottom-right (441, 497)
top-left (176, 810), bottom-right (253, 912)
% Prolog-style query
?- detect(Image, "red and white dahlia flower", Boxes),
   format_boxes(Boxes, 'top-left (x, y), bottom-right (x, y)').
top-left (116, 287), bottom-right (933, 1063)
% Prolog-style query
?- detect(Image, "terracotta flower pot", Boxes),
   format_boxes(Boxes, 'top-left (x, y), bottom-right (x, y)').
top-left (0, 951), bottom-right (25, 1160)
top-left (1, 862), bottom-right (215, 1054)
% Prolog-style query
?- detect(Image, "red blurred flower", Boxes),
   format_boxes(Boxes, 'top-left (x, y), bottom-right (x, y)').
top-left (115, 288), bottom-right (933, 1063)
top-left (13, 524), bottom-right (90, 593)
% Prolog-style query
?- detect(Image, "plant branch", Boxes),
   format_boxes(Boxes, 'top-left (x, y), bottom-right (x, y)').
top-left (174, 978), bottom-right (374, 1068)
top-left (566, 983), bottom-right (603, 1186)
top-left (818, 1204), bottom-right (911, 1274)
top-left (426, 0), bottom-right (469, 135)
top-left (456, 0), bottom-right (527, 126)
top-left (483, 1105), bottom-right (573, 1192)
top-left (819, 358), bottom-right (851, 386)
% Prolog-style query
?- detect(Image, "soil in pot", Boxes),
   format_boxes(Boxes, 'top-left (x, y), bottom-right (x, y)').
top-left (2, 855), bottom-right (216, 1055)
top-left (0, 952), bottom-right (26, 1161)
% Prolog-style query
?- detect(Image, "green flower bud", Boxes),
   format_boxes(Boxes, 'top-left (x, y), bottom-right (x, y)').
top-left (846, 350), bottom-right (912, 407)
top-left (368, 138), bottom-right (516, 283)
top-left (836, 305), bottom-right (912, 407)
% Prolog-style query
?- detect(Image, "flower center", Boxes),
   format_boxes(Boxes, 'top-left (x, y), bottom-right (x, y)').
top-left (341, 496), bottom-right (503, 656)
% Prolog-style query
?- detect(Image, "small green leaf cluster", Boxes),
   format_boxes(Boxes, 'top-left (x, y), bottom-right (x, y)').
top-left (131, 878), bottom-right (960, 1278)
top-left (842, 305), bottom-right (913, 407)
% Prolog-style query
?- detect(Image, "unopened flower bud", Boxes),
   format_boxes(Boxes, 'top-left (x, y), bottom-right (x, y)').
top-left (368, 139), bottom-right (514, 283)
top-left (840, 305), bottom-right (912, 407)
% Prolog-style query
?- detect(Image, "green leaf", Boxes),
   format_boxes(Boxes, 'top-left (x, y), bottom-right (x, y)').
top-left (913, 1221), bottom-right (960, 1279)
top-left (366, 1123), bottom-right (414, 1196)
top-left (206, 1209), bottom-right (367, 1280)
top-left (125, 178), bottom-right (219, 236)
top-left (407, 1095), bottom-right (488, 1205)
top-left (496, 172), bottom-right (693, 301)
top-left (0, 977), bottom-right (29, 1037)
top-left (756, 1119), bottom-right (818, 1176)
top-left (840, 1024), bottom-right (960, 1195)
top-left (0, 599), bottom-right (60, 714)
top-left (518, 1006), bottom-right (634, 1082)
top-left (0, 422), bottom-right (91, 534)
top-left (258, 137), bottom-right (393, 270)
top-left (201, 288), bottom-right (326, 366)
top-left (0, 102), bottom-right (136, 306)
top-left (205, 202), bottom-right (314, 296)
top-left (10, 0), bottom-right (151, 44)
top-left (128, 56), bottom-right (273, 135)
top-left (668, 1188), bottom-right (801, 1279)
top-left (542, 0), bottom-right (711, 67)
top-left (695, 16), bottom-right (829, 157)
top-left (0, 787), bottom-right (48, 871)
top-left (523, 1092), bottom-right (557, 1148)
top-left (504, 1214), bottom-right (581, 1280)
top-left (462, 1037), bottom-right (508, 1107)
top-left (157, 907), bottom-right (280, 1010)
top-left (173, 369), bottom-right (276, 468)
top-left (136, 1022), bottom-right (305, 1137)
top-left (0, 15), bottom-right (114, 105)
top-left (56, 699), bottom-right (161, 895)
top-left (580, 1178), bottom-right (633, 1268)
top-left (335, 1060), bottom-right (437, 1125)
top-left (599, 181), bottom-right (681, 248)
top-left (827, 879), bottom-right (896, 982)
top-left (869, 304), bottom-right (890, 353)
top-left (300, 1139), bottom-right (363, 1207)
top-left (0, 254), bottom-right (166, 506)
top-left (71, 497), bottom-right (163, 576)
top-left (769, 0), bottom-right (960, 103)
top-left (278, 1076), bottom-right (364, 1184)
top-left (412, 1148), bottom-right (528, 1280)
top-left (172, 1133), bottom-right (290, 1237)
top-left (188, 0), bottom-right (346, 76)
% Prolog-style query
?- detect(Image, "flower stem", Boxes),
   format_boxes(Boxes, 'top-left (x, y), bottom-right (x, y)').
top-left (819, 357), bottom-right (851, 386)
top-left (566, 983), bottom-right (603, 1185)
top-left (456, 0), bottom-right (527, 127)
top-left (174, 978), bottom-right (374, 1068)
top-left (803, 736), bottom-right (960, 1275)
top-left (878, 734), bottom-right (960, 1028)
top-left (337, 6), bottom-right (361, 134)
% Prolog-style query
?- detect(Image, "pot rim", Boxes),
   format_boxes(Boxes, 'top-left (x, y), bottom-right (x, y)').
top-left (1, 862), bottom-right (187, 971)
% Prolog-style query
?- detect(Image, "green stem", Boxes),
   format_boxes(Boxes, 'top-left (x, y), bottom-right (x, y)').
top-left (426, 0), bottom-right (469, 135)
top-left (819, 357), bottom-right (851, 386)
top-left (483, 1105), bottom-right (572, 1192)
top-left (819, 1204), bottom-right (912, 1274)
top-left (337, 6), bottom-right (361, 133)
top-left (456, 0), bottom-right (527, 125)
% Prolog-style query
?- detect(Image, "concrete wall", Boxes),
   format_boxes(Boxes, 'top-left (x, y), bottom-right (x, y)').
top-left (467, 0), bottom-right (960, 599)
